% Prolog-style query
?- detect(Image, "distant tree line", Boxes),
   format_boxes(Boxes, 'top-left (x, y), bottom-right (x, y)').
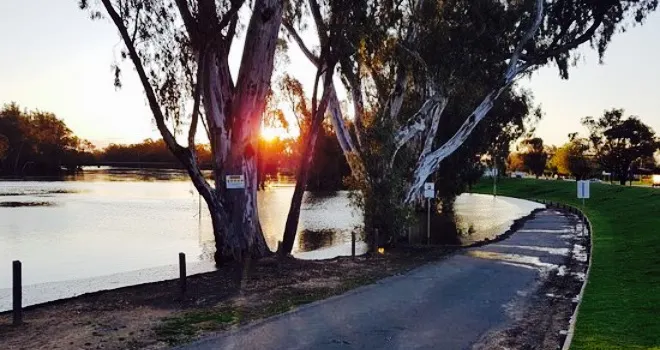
top-left (506, 108), bottom-right (660, 185)
top-left (0, 103), bottom-right (95, 176)
top-left (0, 103), bottom-right (350, 188)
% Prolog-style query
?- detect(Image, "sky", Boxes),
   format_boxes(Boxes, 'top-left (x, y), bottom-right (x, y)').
top-left (0, 1), bottom-right (659, 148)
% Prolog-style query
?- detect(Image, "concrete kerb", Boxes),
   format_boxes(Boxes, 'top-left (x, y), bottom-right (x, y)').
top-left (533, 199), bottom-right (594, 350)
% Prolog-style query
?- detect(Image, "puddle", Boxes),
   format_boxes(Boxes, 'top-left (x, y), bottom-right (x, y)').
top-left (572, 272), bottom-right (586, 281)
top-left (491, 244), bottom-right (570, 256)
top-left (0, 201), bottom-right (55, 207)
top-left (518, 229), bottom-right (575, 234)
top-left (0, 189), bottom-right (81, 197)
top-left (572, 244), bottom-right (588, 262)
top-left (557, 265), bottom-right (567, 276)
top-left (467, 250), bottom-right (559, 272)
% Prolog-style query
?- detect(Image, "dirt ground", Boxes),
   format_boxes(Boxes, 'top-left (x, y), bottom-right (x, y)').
top-left (0, 248), bottom-right (453, 350)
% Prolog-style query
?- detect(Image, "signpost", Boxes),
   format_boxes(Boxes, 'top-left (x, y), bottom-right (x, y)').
top-left (424, 182), bottom-right (435, 245)
top-left (577, 180), bottom-right (590, 207)
top-left (226, 175), bottom-right (245, 189)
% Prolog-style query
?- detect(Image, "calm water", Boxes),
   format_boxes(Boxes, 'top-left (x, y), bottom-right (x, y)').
top-left (0, 168), bottom-right (542, 310)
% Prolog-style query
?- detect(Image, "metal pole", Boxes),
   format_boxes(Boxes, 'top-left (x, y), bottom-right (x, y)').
top-left (427, 198), bottom-right (431, 245)
top-left (179, 253), bottom-right (186, 297)
top-left (374, 228), bottom-right (379, 253)
top-left (13, 260), bottom-right (22, 325)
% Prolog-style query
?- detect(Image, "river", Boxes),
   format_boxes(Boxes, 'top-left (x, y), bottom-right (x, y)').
top-left (0, 167), bottom-right (542, 311)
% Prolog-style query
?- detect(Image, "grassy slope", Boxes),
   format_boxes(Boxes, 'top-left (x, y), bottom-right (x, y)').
top-left (472, 179), bottom-right (660, 349)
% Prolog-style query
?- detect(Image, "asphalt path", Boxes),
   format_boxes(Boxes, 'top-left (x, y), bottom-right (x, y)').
top-left (181, 208), bottom-right (582, 350)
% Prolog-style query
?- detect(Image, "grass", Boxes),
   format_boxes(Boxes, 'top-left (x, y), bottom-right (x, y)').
top-left (472, 178), bottom-right (660, 349)
top-left (153, 270), bottom-right (402, 345)
top-left (155, 309), bottom-right (238, 345)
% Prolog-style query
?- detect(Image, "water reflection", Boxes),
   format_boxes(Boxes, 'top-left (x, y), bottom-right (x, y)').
top-left (0, 168), bottom-right (541, 294)
top-left (298, 229), bottom-right (337, 251)
top-left (408, 194), bottom-right (543, 245)
top-left (0, 201), bottom-right (55, 207)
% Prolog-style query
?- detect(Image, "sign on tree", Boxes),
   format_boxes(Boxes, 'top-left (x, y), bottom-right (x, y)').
top-left (226, 175), bottom-right (245, 189)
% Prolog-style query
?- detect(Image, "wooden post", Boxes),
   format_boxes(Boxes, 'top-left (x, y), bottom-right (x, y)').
top-left (351, 231), bottom-right (356, 260)
top-left (13, 260), bottom-right (22, 325)
top-left (374, 228), bottom-right (379, 253)
top-left (178, 253), bottom-right (186, 297)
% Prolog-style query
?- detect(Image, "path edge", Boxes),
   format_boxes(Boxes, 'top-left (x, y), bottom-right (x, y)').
top-left (534, 200), bottom-right (594, 350)
top-left (177, 199), bottom-right (546, 349)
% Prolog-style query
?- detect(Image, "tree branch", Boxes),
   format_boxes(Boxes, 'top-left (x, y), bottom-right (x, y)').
top-left (391, 93), bottom-right (444, 164)
top-left (506, 0), bottom-right (544, 79)
top-left (130, 3), bottom-right (141, 45)
top-left (219, 0), bottom-right (245, 31)
top-left (420, 96), bottom-right (448, 158)
top-left (283, 20), bottom-right (319, 65)
top-left (100, 0), bottom-right (216, 208)
top-left (384, 0), bottom-right (426, 120)
top-left (188, 50), bottom-right (205, 155)
top-left (174, 0), bottom-right (198, 44)
top-left (226, 14), bottom-right (238, 48)
top-left (307, 0), bottom-right (329, 46)
top-left (339, 57), bottom-right (365, 149)
top-left (523, 15), bottom-right (604, 65)
top-left (404, 0), bottom-right (546, 203)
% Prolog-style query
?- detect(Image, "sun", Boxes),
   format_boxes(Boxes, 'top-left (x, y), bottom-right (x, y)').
top-left (260, 126), bottom-right (288, 141)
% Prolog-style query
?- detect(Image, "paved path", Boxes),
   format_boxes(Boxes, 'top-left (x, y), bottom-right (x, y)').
top-left (181, 208), bottom-right (583, 350)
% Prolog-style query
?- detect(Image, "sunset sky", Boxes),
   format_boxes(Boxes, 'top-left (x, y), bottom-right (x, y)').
top-left (1, 1), bottom-right (659, 148)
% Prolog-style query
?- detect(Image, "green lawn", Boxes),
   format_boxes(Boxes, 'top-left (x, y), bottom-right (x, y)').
top-left (472, 178), bottom-right (660, 349)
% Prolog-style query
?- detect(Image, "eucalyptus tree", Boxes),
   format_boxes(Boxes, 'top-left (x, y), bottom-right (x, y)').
top-left (583, 109), bottom-right (659, 185)
top-left (80, 0), bottom-right (290, 263)
top-left (282, 0), bottom-right (658, 245)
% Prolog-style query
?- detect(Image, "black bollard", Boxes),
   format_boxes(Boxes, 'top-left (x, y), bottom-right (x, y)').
top-left (13, 260), bottom-right (22, 325)
top-left (179, 253), bottom-right (186, 297)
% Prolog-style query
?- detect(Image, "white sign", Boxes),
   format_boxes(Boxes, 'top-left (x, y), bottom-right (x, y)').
top-left (424, 182), bottom-right (435, 199)
top-left (577, 180), bottom-right (590, 199)
top-left (226, 175), bottom-right (245, 189)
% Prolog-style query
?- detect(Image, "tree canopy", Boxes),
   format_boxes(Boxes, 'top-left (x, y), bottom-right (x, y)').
top-left (80, 0), bottom-right (658, 260)
top-left (583, 108), bottom-right (659, 184)
top-left (0, 103), bottom-right (94, 176)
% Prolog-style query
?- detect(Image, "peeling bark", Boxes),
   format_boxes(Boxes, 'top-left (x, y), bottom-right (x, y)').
top-left (391, 93), bottom-right (446, 164)
top-left (101, 0), bottom-right (284, 263)
top-left (402, 0), bottom-right (544, 203)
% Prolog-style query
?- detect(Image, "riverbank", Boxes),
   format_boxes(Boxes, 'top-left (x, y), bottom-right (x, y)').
top-left (0, 247), bottom-right (454, 349)
top-left (472, 178), bottom-right (660, 349)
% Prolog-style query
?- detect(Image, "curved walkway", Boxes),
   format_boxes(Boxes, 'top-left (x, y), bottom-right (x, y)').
top-left (181, 208), bottom-right (586, 350)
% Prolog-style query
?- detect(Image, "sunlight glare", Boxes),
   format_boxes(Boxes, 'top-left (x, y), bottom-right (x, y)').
top-left (261, 127), bottom-right (288, 141)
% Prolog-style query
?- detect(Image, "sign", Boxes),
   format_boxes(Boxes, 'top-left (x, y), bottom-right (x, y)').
top-left (424, 182), bottom-right (435, 199)
top-left (577, 180), bottom-right (590, 199)
top-left (226, 175), bottom-right (245, 189)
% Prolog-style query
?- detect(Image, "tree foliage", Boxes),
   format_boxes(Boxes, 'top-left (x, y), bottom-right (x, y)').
top-left (281, 0), bottom-right (657, 245)
top-left (518, 137), bottom-right (549, 178)
top-left (0, 103), bottom-right (94, 176)
top-left (548, 135), bottom-right (594, 179)
top-left (583, 108), bottom-right (659, 184)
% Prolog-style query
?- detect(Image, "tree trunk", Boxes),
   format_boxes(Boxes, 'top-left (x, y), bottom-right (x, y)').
top-left (208, 0), bottom-right (283, 262)
top-left (280, 68), bottom-right (334, 256)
